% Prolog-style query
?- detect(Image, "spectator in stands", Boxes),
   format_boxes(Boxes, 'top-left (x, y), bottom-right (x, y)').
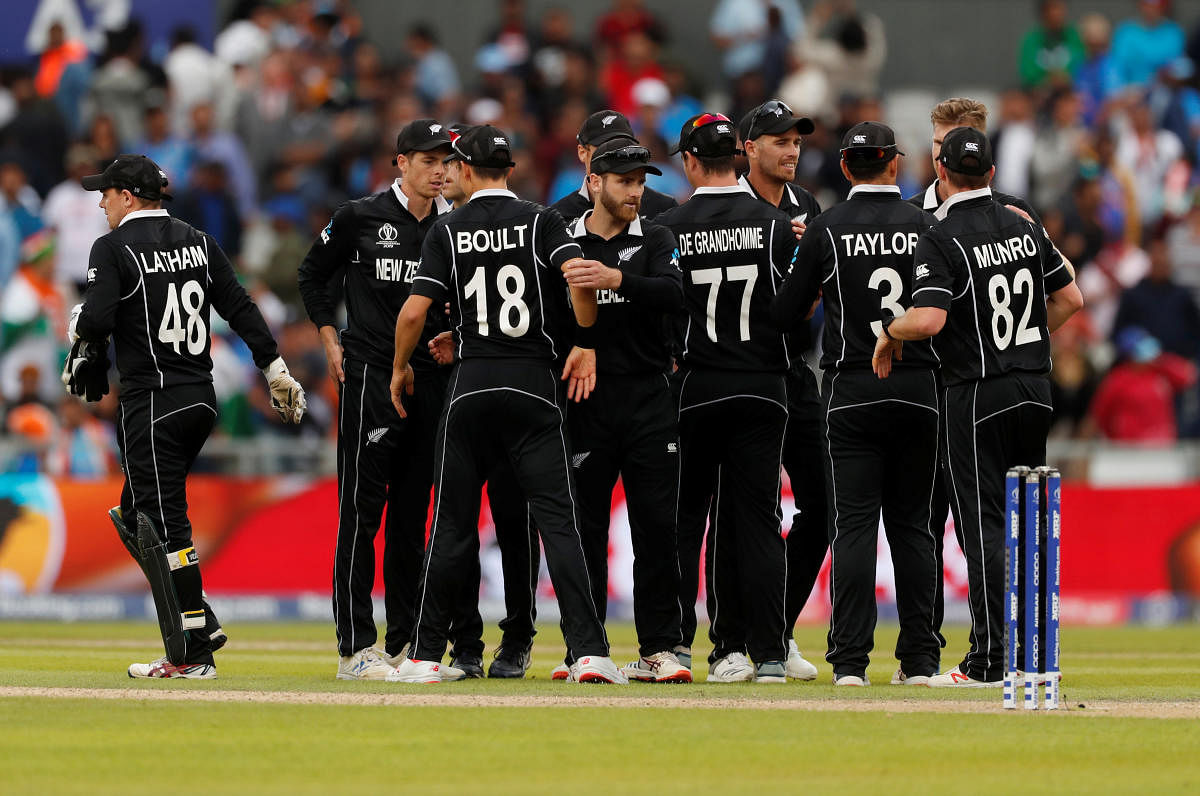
top-left (86, 113), bottom-right (120, 164)
top-left (165, 26), bottom-right (235, 135)
top-left (599, 30), bottom-right (663, 117)
top-left (406, 24), bottom-right (461, 117)
top-left (991, 88), bottom-right (1036, 200)
top-left (0, 69), bottom-right (68, 196)
top-left (1018, 0), bottom-right (1083, 90)
top-left (47, 397), bottom-right (118, 478)
top-left (1054, 170), bottom-right (1107, 271)
top-left (1087, 326), bottom-right (1196, 442)
top-left (215, 0), bottom-right (277, 69)
top-left (0, 229), bottom-right (63, 405)
top-left (84, 21), bottom-right (159, 148)
top-left (794, 0), bottom-right (886, 102)
top-left (190, 101), bottom-right (258, 218)
top-left (1076, 13), bottom-right (1122, 126)
top-left (1166, 189), bottom-right (1200, 306)
top-left (176, 160), bottom-right (244, 259)
top-left (1048, 316), bottom-right (1099, 437)
top-left (1030, 88), bottom-right (1086, 211)
top-left (527, 7), bottom-right (578, 117)
top-left (1112, 235), bottom-right (1200, 360)
top-left (35, 21), bottom-right (88, 100)
top-left (134, 96), bottom-right (195, 194)
top-left (482, 0), bottom-right (533, 77)
top-left (595, 0), bottom-right (663, 57)
top-left (1111, 0), bottom-right (1184, 89)
top-left (710, 0), bottom-right (804, 84)
top-left (41, 144), bottom-right (109, 295)
top-left (0, 156), bottom-right (42, 240)
top-left (1115, 101), bottom-right (1184, 227)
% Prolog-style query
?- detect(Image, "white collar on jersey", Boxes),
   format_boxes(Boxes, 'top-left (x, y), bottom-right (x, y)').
top-left (118, 208), bottom-right (169, 227)
top-left (568, 209), bottom-right (643, 239)
top-left (468, 188), bottom-right (518, 203)
top-left (577, 177), bottom-right (590, 201)
top-left (934, 186), bottom-right (993, 221)
top-left (737, 173), bottom-right (798, 208)
top-left (692, 184), bottom-right (754, 198)
top-left (921, 181), bottom-right (940, 210)
top-left (848, 184), bottom-right (901, 198)
top-left (391, 179), bottom-right (452, 216)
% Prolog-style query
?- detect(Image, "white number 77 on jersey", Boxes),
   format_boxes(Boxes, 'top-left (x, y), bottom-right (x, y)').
top-left (691, 265), bottom-right (757, 342)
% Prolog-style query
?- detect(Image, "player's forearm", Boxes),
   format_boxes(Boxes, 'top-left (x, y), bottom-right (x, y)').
top-left (887, 306), bottom-right (946, 340)
top-left (392, 303), bottom-right (425, 370)
top-left (569, 285), bottom-right (598, 327)
top-left (297, 252), bottom-right (339, 329)
top-left (1046, 283), bottom-right (1084, 334)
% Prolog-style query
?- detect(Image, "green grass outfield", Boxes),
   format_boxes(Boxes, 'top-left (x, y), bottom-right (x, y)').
top-left (2, 621), bottom-right (1198, 794)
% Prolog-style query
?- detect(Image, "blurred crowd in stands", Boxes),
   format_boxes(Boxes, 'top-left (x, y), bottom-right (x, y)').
top-left (0, 0), bottom-right (1198, 476)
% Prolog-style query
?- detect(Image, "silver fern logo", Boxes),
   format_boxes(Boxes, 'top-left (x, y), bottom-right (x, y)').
top-left (367, 427), bottom-right (388, 444)
top-left (571, 451), bottom-right (590, 468)
top-left (617, 245), bottom-right (642, 264)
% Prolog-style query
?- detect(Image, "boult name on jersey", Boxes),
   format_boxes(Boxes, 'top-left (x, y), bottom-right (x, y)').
top-left (676, 225), bottom-right (764, 256)
top-left (136, 244), bottom-right (209, 274)
top-left (455, 224), bottom-right (528, 254)
top-left (839, 231), bottom-right (919, 258)
top-left (375, 258), bottom-right (420, 283)
top-left (971, 234), bottom-right (1038, 270)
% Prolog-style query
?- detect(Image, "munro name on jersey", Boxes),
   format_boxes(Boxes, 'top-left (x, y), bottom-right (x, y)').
top-left (136, 244), bottom-right (209, 274)
top-left (971, 234), bottom-right (1038, 269)
top-left (677, 226), bottom-right (764, 255)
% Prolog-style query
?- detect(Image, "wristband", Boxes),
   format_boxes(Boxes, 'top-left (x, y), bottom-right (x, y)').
top-left (575, 323), bottom-right (600, 349)
top-left (882, 316), bottom-right (898, 341)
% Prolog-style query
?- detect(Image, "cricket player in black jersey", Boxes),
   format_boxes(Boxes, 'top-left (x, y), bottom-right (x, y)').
top-left (387, 125), bottom-right (626, 684)
top-left (772, 122), bottom-right (943, 687)
top-left (69, 154), bottom-right (305, 679)
top-left (550, 110), bottom-right (677, 223)
top-left (297, 119), bottom-right (455, 681)
top-left (551, 138), bottom-right (689, 683)
top-left (658, 113), bottom-right (796, 684)
top-left (874, 127), bottom-right (1083, 686)
top-left (737, 99), bottom-right (823, 681)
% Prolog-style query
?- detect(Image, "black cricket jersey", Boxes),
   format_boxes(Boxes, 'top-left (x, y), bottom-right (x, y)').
top-left (656, 184), bottom-right (796, 372)
top-left (566, 211), bottom-right (682, 375)
top-left (772, 184), bottom-right (938, 371)
top-left (911, 187), bottom-right (1074, 386)
top-left (551, 179), bottom-right (678, 225)
top-left (411, 188), bottom-right (583, 363)
top-left (298, 182), bottom-right (451, 370)
top-left (908, 180), bottom-right (1043, 228)
top-left (75, 209), bottom-right (278, 392)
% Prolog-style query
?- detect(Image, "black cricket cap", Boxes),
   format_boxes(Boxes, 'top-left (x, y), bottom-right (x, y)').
top-left (738, 99), bottom-right (815, 143)
top-left (938, 126), bottom-right (993, 177)
top-left (577, 110), bottom-right (636, 147)
top-left (443, 124), bottom-right (517, 169)
top-left (669, 113), bottom-right (739, 157)
top-left (394, 119), bottom-right (453, 163)
top-left (81, 154), bottom-right (172, 201)
top-left (840, 121), bottom-right (904, 163)
top-left (589, 138), bottom-right (662, 176)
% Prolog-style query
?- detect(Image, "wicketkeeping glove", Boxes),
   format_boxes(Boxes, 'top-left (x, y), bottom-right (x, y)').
top-left (263, 357), bottom-right (307, 424)
top-left (67, 303), bottom-right (82, 343)
top-left (61, 337), bottom-right (111, 402)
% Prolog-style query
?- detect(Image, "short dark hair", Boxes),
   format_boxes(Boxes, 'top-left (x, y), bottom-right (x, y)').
top-left (690, 153), bottom-right (735, 175)
top-left (845, 159), bottom-right (890, 181)
top-left (943, 167), bottom-right (990, 190)
top-left (467, 164), bottom-right (512, 182)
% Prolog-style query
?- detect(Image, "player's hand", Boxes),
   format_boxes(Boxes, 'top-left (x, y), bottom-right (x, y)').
top-left (563, 259), bottom-right (621, 290)
top-left (390, 363), bottom-right (415, 417)
top-left (806, 289), bottom-right (822, 320)
top-left (428, 331), bottom-right (456, 365)
top-left (322, 340), bottom-right (345, 385)
top-left (792, 219), bottom-right (807, 241)
top-left (263, 357), bottom-right (307, 423)
top-left (444, 301), bottom-right (451, 317)
top-left (562, 346), bottom-right (596, 402)
top-left (871, 334), bottom-right (902, 379)
top-left (67, 303), bottom-right (82, 343)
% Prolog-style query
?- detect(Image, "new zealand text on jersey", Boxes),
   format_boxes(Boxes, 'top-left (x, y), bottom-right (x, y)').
top-left (376, 258), bottom-right (420, 283)
top-left (136, 244), bottom-right (209, 273)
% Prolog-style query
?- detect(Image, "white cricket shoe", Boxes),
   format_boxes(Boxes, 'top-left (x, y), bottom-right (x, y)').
top-left (622, 651), bottom-right (693, 683)
top-left (890, 668), bottom-right (932, 686)
top-left (386, 658), bottom-right (451, 683)
top-left (128, 656), bottom-right (216, 679)
top-left (833, 673), bottom-right (870, 687)
top-left (550, 663), bottom-right (571, 681)
top-left (927, 666), bottom-right (1002, 688)
top-left (707, 652), bottom-right (755, 683)
top-left (786, 640), bottom-right (819, 681)
top-left (381, 644), bottom-right (412, 668)
top-left (570, 655), bottom-right (629, 684)
top-left (337, 647), bottom-right (394, 681)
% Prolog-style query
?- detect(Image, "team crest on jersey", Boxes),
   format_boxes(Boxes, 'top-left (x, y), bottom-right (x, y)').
top-left (377, 223), bottom-right (399, 248)
top-left (367, 427), bottom-right (389, 444)
top-left (617, 245), bottom-right (642, 264)
top-left (915, 263), bottom-right (930, 279)
top-left (321, 219), bottom-right (333, 244)
top-left (601, 114), bottom-right (618, 127)
top-left (572, 451), bottom-right (590, 468)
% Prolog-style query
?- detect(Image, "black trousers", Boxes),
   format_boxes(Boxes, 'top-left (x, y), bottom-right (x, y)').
top-left (677, 368), bottom-right (788, 664)
top-left (118, 383), bottom-right (217, 665)
top-left (570, 372), bottom-right (682, 657)
top-left (331, 358), bottom-right (446, 658)
top-left (943, 373), bottom-right (1052, 681)
top-left (781, 363), bottom-right (830, 635)
top-left (447, 463), bottom-right (541, 658)
top-left (411, 360), bottom-right (608, 662)
top-left (821, 368), bottom-right (943, 678)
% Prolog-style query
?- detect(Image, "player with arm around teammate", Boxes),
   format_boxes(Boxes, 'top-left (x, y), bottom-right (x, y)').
top-left (68, 154), bottom-right (305, 679)
top-left (771, 122), bottom-right (943, 686)
top-left (874, 127), bottom-right (1083, 686)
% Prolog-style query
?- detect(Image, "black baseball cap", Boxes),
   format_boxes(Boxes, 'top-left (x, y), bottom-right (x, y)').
top-left (589, 138), bottom-right (663, 176)
top-left (738, 99), bottom-right (815, 142)
top-left (938, 126), bottom-right (993, 176)
top-left (669, 113), bottom-right (739, 157)
top-left (395, 118), bottom-right (453, 155)
top-left (81, 154), bottom-right (172, 201)
top-left (577, 110), bottom-right (636, 147)
top-left (839, 121), bottom-right (904, 163)
top-left (443, 124), bottom-right (517, 169)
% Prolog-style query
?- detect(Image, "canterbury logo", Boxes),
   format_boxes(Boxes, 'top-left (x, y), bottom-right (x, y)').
top-left (915, 264), bottom-right (930, 279)
top-left (367, 427), bottom-right (388, 444)
top-left (617, 245), bottom-right (642, 263)
top-left (964, 142), bottom-right (980, 152)
top-left (572, 452), bottom-right (590, 468)
top-left (853, 134), bottom-right (867, 144)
